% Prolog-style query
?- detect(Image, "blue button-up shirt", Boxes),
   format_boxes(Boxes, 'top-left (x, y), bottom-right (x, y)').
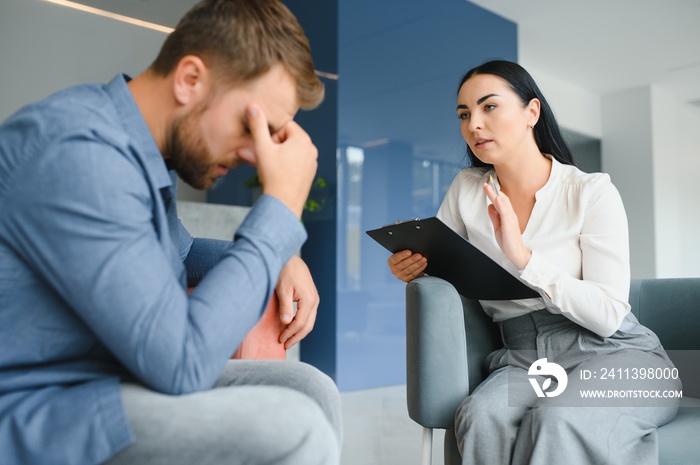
top-left (0, 74), bottom-right (306, 465)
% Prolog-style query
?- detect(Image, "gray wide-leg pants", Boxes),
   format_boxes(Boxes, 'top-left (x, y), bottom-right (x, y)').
top-left (104, 360), bottom-right (342, 465)
top-left (455, 311), bottom-right (681, 465)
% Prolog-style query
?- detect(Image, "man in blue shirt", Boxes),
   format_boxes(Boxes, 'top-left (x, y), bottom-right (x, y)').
top-left (0, 1), bottom-right (342, 464)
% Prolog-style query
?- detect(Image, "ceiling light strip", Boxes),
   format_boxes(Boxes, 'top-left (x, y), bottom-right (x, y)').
top-left (43, 0), bottom-right (174, 34)
top-left (44, 0), bottom-right (337, 81)
top-left (315, 70), bottom-right (339, 81)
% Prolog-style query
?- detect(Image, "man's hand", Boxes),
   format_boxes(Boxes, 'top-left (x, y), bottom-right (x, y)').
top-left (246, 103), bottom-right (317, 219)
top-left (276, 255), bottom-right (319, 349)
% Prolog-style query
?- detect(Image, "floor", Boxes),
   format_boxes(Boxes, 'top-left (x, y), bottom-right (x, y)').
top-left (340, 384), bottom-right (446, 465)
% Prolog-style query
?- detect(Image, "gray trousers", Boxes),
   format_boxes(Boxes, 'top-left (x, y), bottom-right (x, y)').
top-left (104, 360), bottom-right (342, 465)
top-left (455, 311), bottom-right (681, 465)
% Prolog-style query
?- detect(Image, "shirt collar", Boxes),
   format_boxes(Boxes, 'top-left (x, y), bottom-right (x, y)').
top-left (105, 73), bottom-right (172, 191)
top-left (484, 155), bottom-right (561, 199)
top-left (536, 155), bottom-right (560, 198)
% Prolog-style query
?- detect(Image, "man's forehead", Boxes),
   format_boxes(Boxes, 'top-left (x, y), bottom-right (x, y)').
top-left (212, 67), bottom-right (298, 132)
top-left (263, 105), bottom-right (298, 135)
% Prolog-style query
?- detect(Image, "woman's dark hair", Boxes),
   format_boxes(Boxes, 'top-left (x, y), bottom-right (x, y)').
top-left (458, 60), bottom-right (575, 168)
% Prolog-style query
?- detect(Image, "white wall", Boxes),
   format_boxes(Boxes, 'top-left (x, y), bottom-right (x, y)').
top-left (601, 87), bottom-right (656, 278)
top-left (661, 92), bottom-right (700, 277)
top-left (0, 0), bottom-right (164, 120)
top-left (601, 85), bottom-right (700, 279)
top-left (651, 86), bottom-right (683, 278)
top-left (675, 104), bottom-right (700, 277)
top-left (0, 0), bottom-right (205, 202)
top-left (526, 65), bottom-right (602, 139)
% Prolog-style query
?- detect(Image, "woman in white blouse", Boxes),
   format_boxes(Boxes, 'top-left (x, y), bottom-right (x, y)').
top-left (388, 60), bottom-right (680, 465)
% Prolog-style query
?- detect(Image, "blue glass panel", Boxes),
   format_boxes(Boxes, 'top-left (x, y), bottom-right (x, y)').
top-left (336, 0), bottom-right (517, 390)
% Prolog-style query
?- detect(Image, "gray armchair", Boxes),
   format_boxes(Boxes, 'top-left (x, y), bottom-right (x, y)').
top-left (406, 276), bottom-right (700, 465)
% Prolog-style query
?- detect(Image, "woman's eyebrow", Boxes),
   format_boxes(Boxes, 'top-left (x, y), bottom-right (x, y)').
top-left (477, 93), bottom-right (499, 105)
top-left (456, 93), bottom-right (500, 111)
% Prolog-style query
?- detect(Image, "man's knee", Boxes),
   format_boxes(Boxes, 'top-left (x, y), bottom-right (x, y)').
top-left (249, 389), bottom-right (340, 465)
top-left (274, 362), bottom-right (343, 444)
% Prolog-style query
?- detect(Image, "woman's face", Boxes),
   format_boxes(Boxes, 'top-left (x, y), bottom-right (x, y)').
top-left (456, 73), bottom-right (539, 166)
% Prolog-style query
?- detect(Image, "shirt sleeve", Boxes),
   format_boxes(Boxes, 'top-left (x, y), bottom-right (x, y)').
top-left (518, 175), bottom-right (631, 337)
top-left (168, 207), bottom-right (233, 286)
top-left (6, 136), bottom-right (305, 395)
top-left (184, 237), bottom-right (232, 286)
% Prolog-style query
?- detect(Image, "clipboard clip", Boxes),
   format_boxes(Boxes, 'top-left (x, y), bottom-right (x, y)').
top-left (382, 217), bottom-right (420, 228)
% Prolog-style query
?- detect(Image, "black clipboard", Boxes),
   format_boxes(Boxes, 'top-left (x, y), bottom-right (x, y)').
top-left (366, 217), bottom-right (539, 300)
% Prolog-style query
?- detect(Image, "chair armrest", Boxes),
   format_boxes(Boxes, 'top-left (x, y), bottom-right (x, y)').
top-left (405, 277), bottom-right (470, 428)
top-left (406, 276), bottom-right (502, 428)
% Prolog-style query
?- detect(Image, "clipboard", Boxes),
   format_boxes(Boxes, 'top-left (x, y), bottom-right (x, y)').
top-left (366, 217), bottom-right (539, 300)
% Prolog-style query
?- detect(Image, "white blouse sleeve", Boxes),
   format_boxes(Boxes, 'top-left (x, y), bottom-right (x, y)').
top-left (519, 175), bottom-right (631, 337)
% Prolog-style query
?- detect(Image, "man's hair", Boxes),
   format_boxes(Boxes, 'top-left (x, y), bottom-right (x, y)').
top-left (150, 0), bottom-right (324, 110)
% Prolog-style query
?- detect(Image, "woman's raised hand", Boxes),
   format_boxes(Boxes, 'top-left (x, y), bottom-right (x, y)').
top-left (482, 183), bottom-right (532, 270)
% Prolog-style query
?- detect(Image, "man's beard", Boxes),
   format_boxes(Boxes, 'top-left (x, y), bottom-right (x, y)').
top-left (164, 103), bottom-right (216, 190)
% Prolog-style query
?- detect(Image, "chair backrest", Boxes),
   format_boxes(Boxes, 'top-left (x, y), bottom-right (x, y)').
top-left (177, 201), bottom-right (251, 240)
top-left (629, 277), bottom-right (700, 351)
top-left (629, 277), bottom-right (700, 398)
